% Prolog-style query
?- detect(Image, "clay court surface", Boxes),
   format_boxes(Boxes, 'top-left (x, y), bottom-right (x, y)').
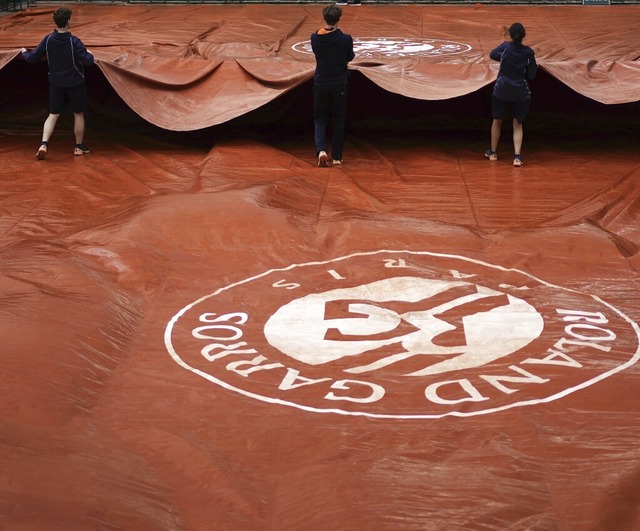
top-left (1, 3), bottom-right (640, 529)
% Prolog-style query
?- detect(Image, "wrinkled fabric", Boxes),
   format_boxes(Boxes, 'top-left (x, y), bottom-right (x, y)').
top-left (1, 4), bottom-right (639, 130)
top-left (2, 127), bottom-right (640, 530)
top-left (1, 5), bottom-right (640, 531)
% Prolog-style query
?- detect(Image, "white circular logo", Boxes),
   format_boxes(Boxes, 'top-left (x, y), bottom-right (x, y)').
top-left (165, 251), bottom-right (640, 419)
top-left (292, 37), bottom-right (472, 58)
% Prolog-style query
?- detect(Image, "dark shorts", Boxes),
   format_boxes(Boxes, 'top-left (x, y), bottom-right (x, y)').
top-left (492, 95), bottom-right (530, 123)
top-left (49, 84), bottom-right (87, 114)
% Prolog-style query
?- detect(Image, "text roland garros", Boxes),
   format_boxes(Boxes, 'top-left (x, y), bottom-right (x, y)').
top-left (165, 250), bottom-right (640, 419)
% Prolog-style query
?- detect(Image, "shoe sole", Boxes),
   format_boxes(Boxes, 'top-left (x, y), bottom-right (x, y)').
top-left (36, 149), bottom-right (47, 160)
top-left (317, 153), bottom-right (328, 167)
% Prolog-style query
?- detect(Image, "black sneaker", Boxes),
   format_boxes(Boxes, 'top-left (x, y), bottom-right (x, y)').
top-left (74, 144), bottom-right (90, 156)
top-left (484, 149), bottom-right (497, 161)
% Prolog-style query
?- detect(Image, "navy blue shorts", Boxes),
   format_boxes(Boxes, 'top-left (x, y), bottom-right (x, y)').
top-left (49, 84), bottom-right (87, 114)
top-left (492, 95), bottom-right (530, 123)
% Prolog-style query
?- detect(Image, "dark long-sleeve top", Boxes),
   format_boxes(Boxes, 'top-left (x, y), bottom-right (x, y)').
top-left (490, 41), bottom-right (537, 102)
top-left (22, 30), bottom-right (94, 87)
top-left (311, 28), bottom-right (355, 85)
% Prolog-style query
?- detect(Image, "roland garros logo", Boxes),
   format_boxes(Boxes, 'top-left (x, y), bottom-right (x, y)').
top-left (164, 251), bottom-right (640, 419)
top-left (292, 37), bottom-right (472, 58)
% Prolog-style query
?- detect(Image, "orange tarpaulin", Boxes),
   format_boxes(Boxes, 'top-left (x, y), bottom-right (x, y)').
top-left (1, 4), bottom-right (640, 531)
top-left (1, 4), bottom-right (639, 129)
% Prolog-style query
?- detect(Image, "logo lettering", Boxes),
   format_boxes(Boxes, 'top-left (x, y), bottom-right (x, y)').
top-left (165, 251), bottom-right (640, 418)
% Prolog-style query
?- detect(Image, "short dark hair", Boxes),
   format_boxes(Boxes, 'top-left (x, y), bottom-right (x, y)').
top-left (323, 4), bottom-right (342, 26)
top-left (53, 7), bottom-right (72, 29)
top-left (508, 23), bottom-right (526, 45)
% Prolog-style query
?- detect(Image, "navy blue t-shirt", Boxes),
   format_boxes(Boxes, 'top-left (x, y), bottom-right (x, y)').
top-left (490, 41), bottom-right (537, 102)
top-left (23, 30), bottom-right (94, 88)
top-left (311, 28), bottom-right (355, 85)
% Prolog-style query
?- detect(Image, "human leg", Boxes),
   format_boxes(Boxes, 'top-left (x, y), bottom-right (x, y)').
top-left (484, 119), bottom-right (501, 160)
top-left (512, 118), bottom-right (524, 166)
top-left (512, 118), bottom-right (523, 155)
top-left (72, 112), bottom-right (90, 155)
top-left (486, 94), bottom-right (506, 160)
top-left (73, 112), bottom-right (85, 145)
top-left (68, 85), bottom-right (90, 155)
top-left (490, 119), bottom-right (502, 153)
top-left (330, 84), bottom-right (348, 163)
top-left (43, 85), bottom-right (65, 143)
top-left (512, 99), bottom-right (530, 166)
top-left (36, 113), bottom-right (60, 159)
top-left (42, 113), bottom-right (60, 142)
top-left (313, 84), bottom-right (329, 156)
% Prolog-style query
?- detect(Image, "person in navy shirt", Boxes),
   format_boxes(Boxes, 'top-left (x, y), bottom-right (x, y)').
top-left (22, 7), bottom-right (94, 160)
top-left (484, 23), bottom-right (537, 167)
top-left (311, 4), bottom-right (355, 167)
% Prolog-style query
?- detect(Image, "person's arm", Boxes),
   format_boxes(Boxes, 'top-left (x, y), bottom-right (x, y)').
top-left (526, 49), bottom-right (537, 81)
top-left (73, 36), bottom-right (94, 66)
top-left (346, 35), bottom-right (355, 62)
top-left (489, 41), bottom-right (507, 62)
top-left (21, 35), bottom-right (48, 64)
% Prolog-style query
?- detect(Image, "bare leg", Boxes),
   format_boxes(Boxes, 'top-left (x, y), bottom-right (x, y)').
top-left (512, 118), bottom-right (523, 155)
top-left (42, 113), bottom-right (60, 142)
top-left (490, 119), bottom-right (502, 152)
top-left (73, 112), bottom-right (85, 145)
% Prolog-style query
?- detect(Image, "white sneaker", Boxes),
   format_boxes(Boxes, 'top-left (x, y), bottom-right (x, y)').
top-left (332, 159), bottom-right (343, 166)
top-left (317, 151), bottom-right (328, 167)
top-left (36, 143), bottom-right (47, 160)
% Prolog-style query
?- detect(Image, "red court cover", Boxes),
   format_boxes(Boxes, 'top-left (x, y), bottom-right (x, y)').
top-left (1, 4), bottom-right (639, 530)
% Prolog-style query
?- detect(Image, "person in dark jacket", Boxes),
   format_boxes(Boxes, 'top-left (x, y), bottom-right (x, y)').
top-left (484, 23), bottom-right (536, 167)
top-left (311, 4), bottom-right (355, 167)
top-left (22, 7), bottom-right (94, 160)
